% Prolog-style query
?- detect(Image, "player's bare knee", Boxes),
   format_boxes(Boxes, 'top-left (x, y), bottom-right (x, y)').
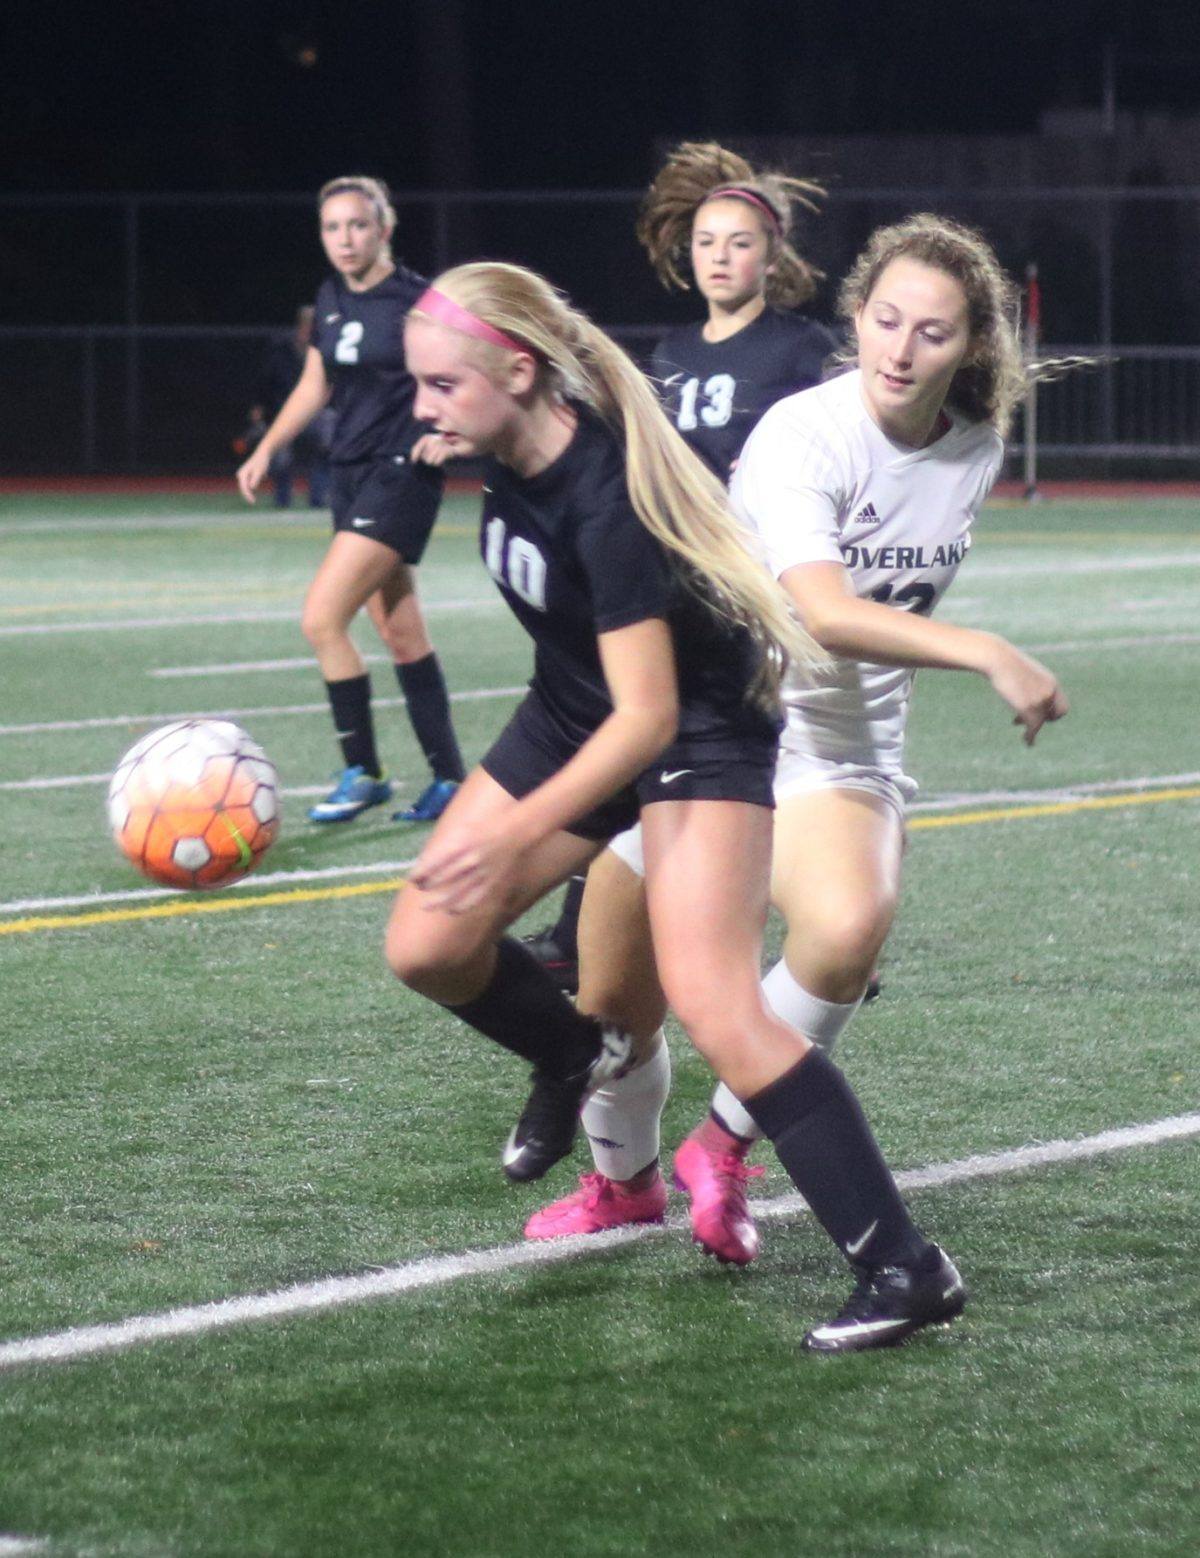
top-left (803, 900), bottom-right (891, 981)
top-left (301, 603), bottom-right (340, 653)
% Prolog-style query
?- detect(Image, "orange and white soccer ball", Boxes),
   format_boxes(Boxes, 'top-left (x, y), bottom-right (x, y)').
top-left (107, 719), bottom-right (280, 889)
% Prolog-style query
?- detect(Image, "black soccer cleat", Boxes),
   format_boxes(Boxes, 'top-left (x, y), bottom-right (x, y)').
top-left (502, 1026), bottom-right (632, 1183)
top-left (520, 926), bottom-right (579, 996)
top-left (803, 1243), bottom-right (966, 1355)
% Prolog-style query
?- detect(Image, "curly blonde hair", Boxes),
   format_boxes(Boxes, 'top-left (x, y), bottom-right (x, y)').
top-left (636, 141), bottom-right (824, 309)
top-left (835, 213), bottom-right (1086, 436)
top-left (411, 262), bottom-right (828, 705)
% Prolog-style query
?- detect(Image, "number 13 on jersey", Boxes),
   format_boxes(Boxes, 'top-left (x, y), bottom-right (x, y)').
top-left (676, 373), bottom-right (735, 431)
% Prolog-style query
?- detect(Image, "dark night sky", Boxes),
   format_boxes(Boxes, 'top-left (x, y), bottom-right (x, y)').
top-left (4, 0), bottom-right (1200, 194)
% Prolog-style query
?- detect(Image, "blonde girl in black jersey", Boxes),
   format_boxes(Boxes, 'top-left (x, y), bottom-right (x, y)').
top-left (386, 259), bottom-right (967, 1354)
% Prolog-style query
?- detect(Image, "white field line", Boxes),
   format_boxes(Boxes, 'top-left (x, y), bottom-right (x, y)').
top-left (0, 512), bottom-right (299, 536)
top-left (0, 1540), bottom-right (48, 1554)
top-left (4, 551), bottom-right (1200, 641)
top-left (0, 774), bottom-right (354, 796)
top-left (0, 684), bottom-right (525, 738)
top-left (969, 553), bottom-right (1200, 579)
top-left (153, 653), bottom-right (391, 678)
top-left (2, 770), bottom-right (1197, 917)
top-left (1027, 630), bottom-right (1200, 655)
top-left (141, 627), bottom-right (1200, 678)
top-left (0, 596), bottom-right (500, 639)
top-left (5, 763), bottom-right (1198, 811)
top-left (1, 1112), bottom-right (1196, 1371)
top-left (0, 857), bottom-right (421, 917)
top-left (907, 770), bottom-right (1200, 813)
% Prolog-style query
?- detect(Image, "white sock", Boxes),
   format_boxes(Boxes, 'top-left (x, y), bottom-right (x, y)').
top-left (710, 961), bottom-right (864, 1144)
top-left (581, 1032), bottom-right (671, 1182)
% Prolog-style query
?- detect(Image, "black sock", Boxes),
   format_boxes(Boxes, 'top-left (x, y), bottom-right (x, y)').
top-left (445, 936), bottom-right (606, 1079)
top-left (550, 874), bottom-right (586, 956)
top-left (325, 674), bottom-right (381, 775)
top-left (744, 1050), bottom-right (927, 1268)
top-left (396, 653), bottom-right (466, 783)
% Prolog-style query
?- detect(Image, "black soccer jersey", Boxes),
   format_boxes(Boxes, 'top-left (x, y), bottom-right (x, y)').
top-left (312, 265), bottom-right (428, 464)
top-left (652, 310), bottom-right (838, 481)
top-left (480, 409), bottom-right (775, 751)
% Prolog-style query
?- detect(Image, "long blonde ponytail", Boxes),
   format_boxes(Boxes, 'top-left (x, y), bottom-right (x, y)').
top-left (415, 262), bottom-right (826, 703)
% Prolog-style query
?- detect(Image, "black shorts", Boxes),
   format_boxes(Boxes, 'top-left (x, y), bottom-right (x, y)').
top-left (329, 455), bottom-right (444, 564)
top-left (481, 687), bottom-right (777, 843)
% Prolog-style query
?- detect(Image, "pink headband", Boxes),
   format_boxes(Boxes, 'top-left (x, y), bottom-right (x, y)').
top-left (413, 287), bottom-right (534, 355)
top-left (706, 186), bottom-right (783, 233)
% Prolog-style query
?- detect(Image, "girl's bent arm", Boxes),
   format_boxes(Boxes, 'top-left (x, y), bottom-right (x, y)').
top-left (506, 617), bottom-right (680, 851)
top-left (411, 618), bottom-right (679, 913)
top-left (784, 560), bottom-right (1068, 743)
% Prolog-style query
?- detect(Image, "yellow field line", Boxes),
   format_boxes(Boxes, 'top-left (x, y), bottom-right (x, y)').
top-left (0, 877), bottom-right (405, 936)
top-left (908, 785), bottom-right (1200, 830)
top-left (4, 784), bottom-right (1198, 938)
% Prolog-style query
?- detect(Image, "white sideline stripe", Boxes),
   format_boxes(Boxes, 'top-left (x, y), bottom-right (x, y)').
top-left (0, 685), bottom-right (524, 737)
top-left (0, 857), bottom-right (421, 916)
top-left (1027, 630), bottom-right (1200, 655)
top-left (0, 773), bottom-right (361, 798)
top-left (0, 596), bottom-right (499, 639)
top-left (971, 553), bottom-right (1200, 579)
top-left (0, 511), bottom-right (299, 536)
top-left (6, 763), bottom-right (1199, 811)
top-left (5, 554), bottom-right (1200, 640)
top-left (0, 609), bottom-right (295, 637)
top-left (1, 1112), bottom-right (1196, 1371)
top-left (908, 770), bottom-right (1200, 813)
top-left (0, 1539), bottom-right (48, 1554)
top-left (2, 769), bottom-right (1198, 916)
top-left (149, 626), bottom-right (1200, 678)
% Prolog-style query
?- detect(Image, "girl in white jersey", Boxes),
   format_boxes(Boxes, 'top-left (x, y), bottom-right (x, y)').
top-left (526, 215), bottom-right (1070, 1316)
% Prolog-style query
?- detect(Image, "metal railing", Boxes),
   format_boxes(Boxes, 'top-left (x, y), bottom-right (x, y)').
top-left (3, 186), bottom-right (1200, 474)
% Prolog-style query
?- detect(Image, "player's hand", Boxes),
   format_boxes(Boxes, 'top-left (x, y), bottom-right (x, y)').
top-left (410, 827), bottom-right (524, 915)
top-left (988, 644), bottom-right (1069, 745)
top-left (409, 433), bottom-right (458, 467)
top-left (236, 445), bottom-right (271, 503)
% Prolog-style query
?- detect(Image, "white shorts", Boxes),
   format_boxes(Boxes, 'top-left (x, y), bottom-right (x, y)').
top-left (606, 749), bottom-right (915, 882)
top-left (773, 745), bottom-right (916, 820)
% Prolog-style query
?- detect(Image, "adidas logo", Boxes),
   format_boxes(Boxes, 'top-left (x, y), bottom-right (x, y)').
top-left (853, 502), bottom-right (883, 526)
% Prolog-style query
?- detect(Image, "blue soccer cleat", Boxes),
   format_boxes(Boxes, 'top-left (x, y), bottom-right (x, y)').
top-left (392, 778), bottom-right (459, 823)
top-left (308, 765), bottom-right (392, 823)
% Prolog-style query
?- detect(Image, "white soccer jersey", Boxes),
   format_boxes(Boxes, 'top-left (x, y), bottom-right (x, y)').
top-left (731, 368), bottom-right (1004, 772)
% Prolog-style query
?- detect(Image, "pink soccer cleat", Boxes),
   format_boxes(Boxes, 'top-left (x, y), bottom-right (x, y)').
top-left (672, 1136), bottom-right (765, 1265)
top-left (524, 1172), bottom-right (668, 1240)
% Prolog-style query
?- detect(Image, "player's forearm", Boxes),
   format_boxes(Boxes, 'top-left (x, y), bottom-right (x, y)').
top-left (257, 378), bottom-right (330, 457)
top-left (801, 595), bottom-right (1003, 676)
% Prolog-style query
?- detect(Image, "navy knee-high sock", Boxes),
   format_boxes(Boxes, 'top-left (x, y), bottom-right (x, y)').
top-left (744, 1049), bottom-right (927, 1268)
top-left (444, 937), bottom-right (606, 1080)
top-left (549, 874), bottom-right (586, 956)
top-left (325, 674), bottom-right (381, 775)
top-left (396, 653), bottom-right (465, 783)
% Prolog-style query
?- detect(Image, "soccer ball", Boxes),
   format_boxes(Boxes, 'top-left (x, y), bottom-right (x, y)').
top-left (107, 719), bottom-right (280, 890)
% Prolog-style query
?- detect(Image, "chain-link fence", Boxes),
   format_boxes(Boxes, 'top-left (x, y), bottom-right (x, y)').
top-left (3, 186), bottom-right (1199, 474)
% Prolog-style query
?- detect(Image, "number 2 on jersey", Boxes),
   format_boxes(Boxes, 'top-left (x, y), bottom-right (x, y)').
top-left (335, 321), bottom-right (364, 364)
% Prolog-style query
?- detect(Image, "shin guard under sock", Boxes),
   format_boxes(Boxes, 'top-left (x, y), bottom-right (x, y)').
top-left (744, 1049), bottom-right (926, 1267)
top-left (396, 653), bottom-right (466, 782)
top-left (445, 937), bottom-right (606, 1079)
top-left (325, 674), bottom-right (380, 775)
